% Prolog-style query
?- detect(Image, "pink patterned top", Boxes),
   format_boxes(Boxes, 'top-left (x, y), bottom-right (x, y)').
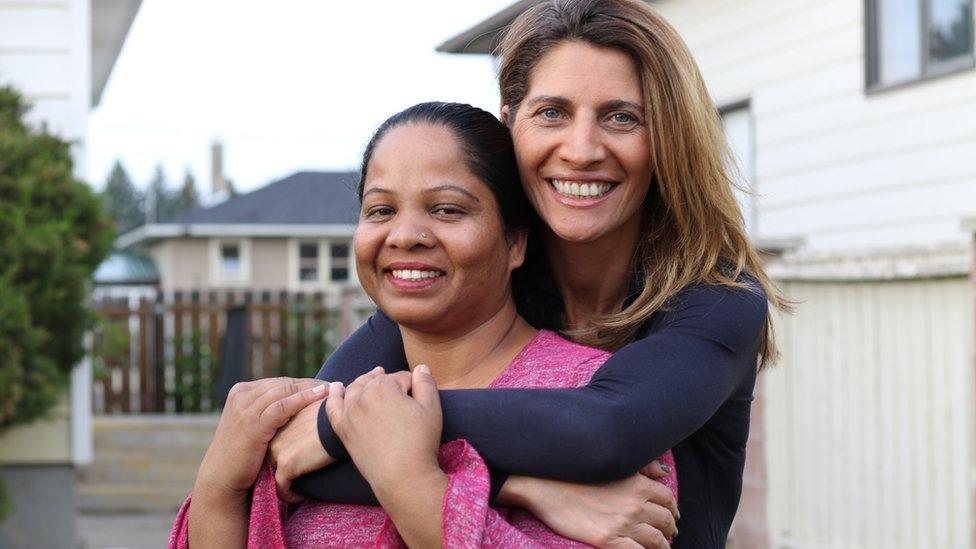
top-left (169, 330), bottom-right (678, 548)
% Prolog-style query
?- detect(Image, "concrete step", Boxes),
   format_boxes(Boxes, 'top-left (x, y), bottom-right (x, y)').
top-left (77, 456), bottom-right (204, 485)
top-left (76, 483), bottom-right (192, 514)
top-left (77, 415), bottom-right (219, 515)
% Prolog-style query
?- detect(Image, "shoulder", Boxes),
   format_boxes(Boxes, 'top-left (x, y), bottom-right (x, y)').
top-left (647, 274), bottom-right (768, 353)
top-left (529, 330), bottom-right (610, 363)
top-left (500, 330), bottom-right (609, 388)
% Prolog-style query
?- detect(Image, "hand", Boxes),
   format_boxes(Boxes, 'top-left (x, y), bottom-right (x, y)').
top-left (326, 365), bottom-right (448, 549)
top-left (268, 399), bottom-right (336, 503)
top-left (499, 460), bottom-right (679, 549)
top-left (325, 366), bottom-right (443, 489)
top-left (194, 377), bottom-right (329, 498)
top-left (189, 378), bottom-right (328, 549)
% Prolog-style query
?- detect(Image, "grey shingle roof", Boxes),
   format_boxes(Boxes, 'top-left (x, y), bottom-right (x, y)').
top-left (171, 171), bottom-right (361, 225)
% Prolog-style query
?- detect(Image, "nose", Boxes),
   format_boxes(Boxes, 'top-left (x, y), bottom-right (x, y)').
top-left (386, 213), bottom-right (435, 250)
top-left (558, 117), bottom-right (607, 168)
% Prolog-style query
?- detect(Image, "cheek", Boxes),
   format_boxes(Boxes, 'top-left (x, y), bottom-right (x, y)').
top-left (353, 230), bottom-right (382, 285)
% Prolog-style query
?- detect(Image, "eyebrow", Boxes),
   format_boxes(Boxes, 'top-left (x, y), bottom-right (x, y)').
top-left (362, 187), bottom-right (394, 198)
top-left (362, 184), bottom-right (481, 202)
top-left (424, 184), bottom-right (481, 202)
top-left (524, 95), bottom-right (644, 113)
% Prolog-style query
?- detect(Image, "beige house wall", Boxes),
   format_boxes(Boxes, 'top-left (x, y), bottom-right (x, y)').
top-left (149, 238), bottom-right (209, 292)
top-left (0, 395), bottom-right (71, 464)
top-left (148, 236), bottom-right (356, 292)
top-left (250, 238), bottom-right (290, 289)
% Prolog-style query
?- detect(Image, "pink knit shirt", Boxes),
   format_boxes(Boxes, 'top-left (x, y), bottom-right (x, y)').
top-left (170, 330), bottom-right (678, 548)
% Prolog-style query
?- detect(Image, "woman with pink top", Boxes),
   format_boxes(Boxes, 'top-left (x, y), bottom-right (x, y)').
top-left (171, 102), bottom-right (677, 548)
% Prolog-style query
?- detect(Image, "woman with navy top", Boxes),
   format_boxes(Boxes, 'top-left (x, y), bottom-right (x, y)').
top-left (270, 1), bottom-right (791, 547)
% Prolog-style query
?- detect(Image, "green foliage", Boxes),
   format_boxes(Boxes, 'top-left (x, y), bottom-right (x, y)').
top-left (0, 85), bottom-right (113, 431)
top-left (173, 168), bottom-right (200, 215)
top-left (101, 160), bottom-right (143, 233)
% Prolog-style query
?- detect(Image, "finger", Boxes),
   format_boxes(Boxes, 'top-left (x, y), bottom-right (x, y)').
top-left (387, 371), bottom-right (412, 393)
top-left (324, 381), bottom-right (346, 433)
top-left (345, 367), bottom-right (384, 403)
top-left (410, 364), bottom-right (440, 409)
top-left (604, 537), bottom-right (642, 549)
top-left (259, 383), bottom-right (328, 431)
top-left (626, 523), bottom-right (669, 549)
top-left (638, 459), bottom-right (671, 480)
top-left (642, 501), bottom-right (676, 540)
top-left (252, 378), bottom-right (326, 413)
top-left (274, 465), bottom-right (306, 504)
top-left (645, 480), bottom-right (679, 522)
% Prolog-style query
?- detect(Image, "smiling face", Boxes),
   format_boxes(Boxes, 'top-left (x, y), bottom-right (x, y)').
top-left (506, 40), bottom-right (653, 245)
top-left (355, 122), bottom-right (526, 335)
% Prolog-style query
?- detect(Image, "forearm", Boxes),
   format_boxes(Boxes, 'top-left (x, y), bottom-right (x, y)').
top-left (372, 466), bottom-right (448, 549)
top-left (187, 480), bottom-right (249, 549)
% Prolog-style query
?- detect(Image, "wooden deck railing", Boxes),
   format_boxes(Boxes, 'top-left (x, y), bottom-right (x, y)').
top-left (90, 289), bottom-right (373, 414)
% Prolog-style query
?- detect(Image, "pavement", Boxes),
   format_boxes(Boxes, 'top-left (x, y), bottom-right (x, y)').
top-left (76, 513), bottom-right (175, 549)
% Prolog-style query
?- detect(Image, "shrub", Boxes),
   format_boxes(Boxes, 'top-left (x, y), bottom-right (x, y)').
top-left (0, 85), bottom-right (113, 518)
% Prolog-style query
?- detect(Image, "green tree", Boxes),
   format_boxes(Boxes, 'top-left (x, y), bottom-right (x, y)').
top-left (101, 160), bottom-right (143, 233)
top-left (146, 163), bottom-right (177, 222)
top-left (173, 167), bottom-right (200, 216)
top-left (0, 85), bottom-right (113, 518)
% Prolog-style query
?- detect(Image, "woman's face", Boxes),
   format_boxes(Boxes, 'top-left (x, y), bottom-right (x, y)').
top-left (506, 40), bottom-right (653, 245)
top-left (355, 123), bottom-right (526, 334)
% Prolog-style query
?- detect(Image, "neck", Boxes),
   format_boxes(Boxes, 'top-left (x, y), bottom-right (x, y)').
top-left (544, 220), bottom-right (642, 331)
top-left (399, 299), bottom-right (537, 389)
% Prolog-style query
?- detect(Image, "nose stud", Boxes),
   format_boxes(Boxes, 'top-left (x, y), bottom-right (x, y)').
top-left (418, 232), bottom-right (429, 239)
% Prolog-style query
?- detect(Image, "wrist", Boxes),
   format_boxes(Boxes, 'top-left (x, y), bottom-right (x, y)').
top-left (495, 475), bottom-right (536, 509)
top-left (370, 460), bottom-right (445, 501)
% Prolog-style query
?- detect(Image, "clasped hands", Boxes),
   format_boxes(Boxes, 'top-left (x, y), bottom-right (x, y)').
top-left (265, 368), bottom-right (680, 548)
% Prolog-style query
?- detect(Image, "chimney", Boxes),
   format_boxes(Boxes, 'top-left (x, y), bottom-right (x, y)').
top-left (211, 140), bottom-right (227, 196)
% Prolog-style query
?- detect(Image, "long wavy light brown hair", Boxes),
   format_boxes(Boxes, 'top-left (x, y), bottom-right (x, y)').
top-left (497, 0), bottom-right (791, 367)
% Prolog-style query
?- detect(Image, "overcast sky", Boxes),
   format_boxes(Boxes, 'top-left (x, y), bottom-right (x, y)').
top-left (87, 0), bottom-right (514, 194)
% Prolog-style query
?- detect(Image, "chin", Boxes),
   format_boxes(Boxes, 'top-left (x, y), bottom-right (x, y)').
top-left (550, 223), bottom-right (606, 244)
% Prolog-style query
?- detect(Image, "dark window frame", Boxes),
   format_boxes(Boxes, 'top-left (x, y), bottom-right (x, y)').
top-left (865, 0), bottom-right (975, 93)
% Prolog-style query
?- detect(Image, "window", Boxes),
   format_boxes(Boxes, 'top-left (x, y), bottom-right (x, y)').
top-left (330, 242), bottom-right (350, 282)
top-left (211, 239), bottom-right (250, 285)
top-left (867, 0), bottom-right (974, 90)
top-left (220, 244), bottom-right (241, 277)
top-left (299, 242), bottom-right (319, 281)
top-left (721, 103), bottom-right (757, 238)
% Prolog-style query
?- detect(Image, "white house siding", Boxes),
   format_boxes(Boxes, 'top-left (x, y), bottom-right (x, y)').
top-left (653, 0), bottom-right (976, 251)
top-left (763, 276), bottom-right (974, 548)
top-left (0, 0), bottom-right (91, 176)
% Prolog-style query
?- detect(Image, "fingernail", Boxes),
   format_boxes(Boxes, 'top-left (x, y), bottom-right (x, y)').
top-left (417, 364), bottom-right (430, 374)
top-left (660, 464), bottom-right (671, 474)
top-left (673, 529), bottom-right (679, 539)
top-left (312, 384), bottom-right (326, 394)
top-left (373, 366), bottom-right (384, 373)
top-left (330, 382), bottom-right (343, 393)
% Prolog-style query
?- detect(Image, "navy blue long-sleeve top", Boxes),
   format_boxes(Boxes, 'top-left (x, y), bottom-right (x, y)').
top-left (292, 274), bottom-right (767, 549)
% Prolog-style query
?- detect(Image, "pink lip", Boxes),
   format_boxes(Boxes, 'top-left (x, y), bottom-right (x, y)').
top-left (545, 179), bottom-right (618, 208)
top-left (383, 262), bottom-right (446, 292)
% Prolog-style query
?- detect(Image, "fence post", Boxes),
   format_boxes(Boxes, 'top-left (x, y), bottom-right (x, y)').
top-left (153, 291), bottom-right (166, 413)
top-left (138, 297), bottom-right (150, 413)
top-left (173, 290), bottom-right (184, 413)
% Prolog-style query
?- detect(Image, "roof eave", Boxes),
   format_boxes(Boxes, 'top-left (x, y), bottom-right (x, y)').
top-left (436, 0), bottom-right (543, 54)
top-left (114, 223), bottom-right (358, 249)
top-left (91, 0), bottom-right (143, 107)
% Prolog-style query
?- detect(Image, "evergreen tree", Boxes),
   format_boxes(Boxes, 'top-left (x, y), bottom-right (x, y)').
top-left (173, 167), bottom-right (200, 216)
top-left (0, 85), bottom-right (113, 518)
top-left (101, 160), bottom-right (143, 233)
top-left (146, 164), bottom-right (177, 222)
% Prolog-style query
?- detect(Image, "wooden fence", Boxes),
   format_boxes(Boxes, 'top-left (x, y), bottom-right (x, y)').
top-left (90, 289), bottom-right (374, 415)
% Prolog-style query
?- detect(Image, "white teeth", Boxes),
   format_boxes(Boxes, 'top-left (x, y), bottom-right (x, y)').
top-left (391, 269), bottom-right (443, 281)
top-left (551, 179), bottom-right (613, 199)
